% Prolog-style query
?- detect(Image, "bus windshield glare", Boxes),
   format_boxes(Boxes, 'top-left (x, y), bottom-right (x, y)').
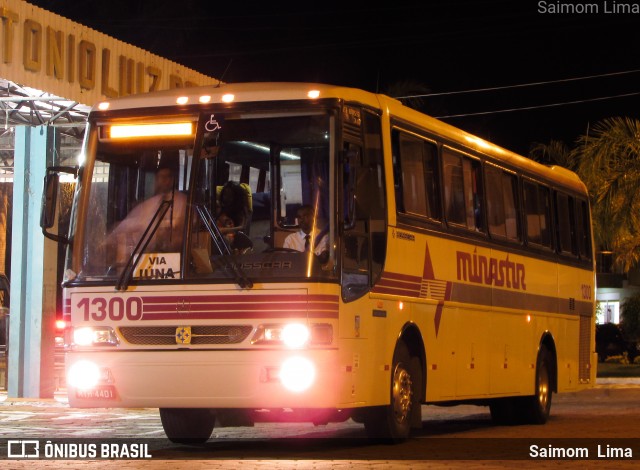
top-left (73, 111), bottom-right (336, 285)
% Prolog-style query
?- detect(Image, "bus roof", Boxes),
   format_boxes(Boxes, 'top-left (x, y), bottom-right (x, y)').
top-left (94, 82), bottom-right (587, 195)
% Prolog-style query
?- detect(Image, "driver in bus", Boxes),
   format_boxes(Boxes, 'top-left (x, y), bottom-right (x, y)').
top-left (283, 204), bottom-right (329, 263)
top-left (109, 166), bottom-right (187, 256)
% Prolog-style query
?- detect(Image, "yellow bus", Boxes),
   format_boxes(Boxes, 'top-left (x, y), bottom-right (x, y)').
top-left (42, 82), bottom-right (596, 442)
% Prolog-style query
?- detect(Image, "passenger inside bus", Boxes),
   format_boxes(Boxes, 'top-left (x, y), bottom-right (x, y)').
top-left (109, 166), bottom-right (187, 256)
top-left (283, 204), bottom-right (329, 263)
top-left (217, 180), bottom-right (252, 235)
top-left (216, 212), bottom-right (253, 254)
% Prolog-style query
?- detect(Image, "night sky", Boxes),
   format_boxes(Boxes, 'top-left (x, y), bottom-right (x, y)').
top-left (26, 0), bottom-right (640, 156)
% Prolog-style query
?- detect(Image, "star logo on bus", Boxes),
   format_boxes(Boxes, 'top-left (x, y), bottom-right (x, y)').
top-left (176, 326), bottom-right (192, 344)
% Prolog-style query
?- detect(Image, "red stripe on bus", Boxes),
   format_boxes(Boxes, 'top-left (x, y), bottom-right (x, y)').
top-left (434, 282), bottom-right (453, 337)
top-left (141, 310), bottom-right (339, 320)
top-left (371, 286), bottom-right (421, 297)
top-left (141, 302), bottom-right (337, 313)
top-left (375, 278), bottom-right (422, 290)
top-left (422, 241), bottom-right (435, 280)
top-left (140, 294), bottom-right (338, 304)
top-left (377, 272), bottom-right (421, 283)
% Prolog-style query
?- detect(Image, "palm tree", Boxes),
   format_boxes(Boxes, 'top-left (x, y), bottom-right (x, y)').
top-left (574, 117), bottom-right (640, 270)
top-left (529, 140), bottom-right (575, 169)
top-left (530, 117), bottom-right (640, 271)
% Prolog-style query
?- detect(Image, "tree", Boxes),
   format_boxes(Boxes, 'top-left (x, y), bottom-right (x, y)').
top-left (529, 140), bottom-right (575, 169)
top-left (575, 117), bottom-right (640, 270)
top-left (529, 117), bottom-right (640, 271)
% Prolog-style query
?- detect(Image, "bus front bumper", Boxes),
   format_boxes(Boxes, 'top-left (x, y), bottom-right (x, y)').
top-left (65, 349), bottom-right (345, 409)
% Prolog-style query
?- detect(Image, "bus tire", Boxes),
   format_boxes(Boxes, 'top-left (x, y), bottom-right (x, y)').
top-left (159, 408), bottom-right (216, 444)
top-left (364, 341), bottom-right (421, 441)
top-left (520, 345), bottom-right (553, 424)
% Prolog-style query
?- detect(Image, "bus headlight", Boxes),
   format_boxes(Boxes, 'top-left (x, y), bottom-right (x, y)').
top-left (252, 323), bottom-right (332, 348)
top-left (281, 324), bottom-right (310, 348)
top-left (67, 360), bottom-right (101, 390)
top-left (252, 323), bottom-right (309, 348)
top-left (73, 327), bottom-right (118, 347)
top-left (280, 357), bottom-right (316, 393)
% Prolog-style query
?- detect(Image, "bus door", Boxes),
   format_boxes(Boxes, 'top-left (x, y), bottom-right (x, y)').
top-left (340, 106), bottom-right (386, 303)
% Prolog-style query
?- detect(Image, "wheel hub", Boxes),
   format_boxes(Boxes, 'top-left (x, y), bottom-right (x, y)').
top-left (392, 363), bottom-right (412, 424)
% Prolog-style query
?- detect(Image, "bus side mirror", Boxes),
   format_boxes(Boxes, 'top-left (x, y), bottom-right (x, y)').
top-left (40, 166), bottom-right (78, 244)
top-left (41, 172), bottom-right (59, 230)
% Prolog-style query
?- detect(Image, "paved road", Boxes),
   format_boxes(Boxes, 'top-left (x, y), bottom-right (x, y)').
top-left (1, 380), bottom-right (639, 469)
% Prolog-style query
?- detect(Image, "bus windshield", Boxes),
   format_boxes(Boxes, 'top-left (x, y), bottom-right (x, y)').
top-left (73, 110), bottom-right (336, 285)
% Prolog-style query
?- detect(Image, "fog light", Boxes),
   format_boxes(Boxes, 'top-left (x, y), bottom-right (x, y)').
top-left (67, 360), bottom-right (100, 390)
top-left (280, 356), bottom-right (315, 393)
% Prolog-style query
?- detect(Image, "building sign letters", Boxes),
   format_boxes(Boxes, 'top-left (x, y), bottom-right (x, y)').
top-left (0, 1), bottom-right (214, 105)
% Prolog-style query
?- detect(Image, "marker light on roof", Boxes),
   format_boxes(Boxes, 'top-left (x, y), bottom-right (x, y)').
top-left (199, 95), bottom-right (212, 103)
top-left (176, 96), bottom-right (189, 105)
top-left (98, 102), bottom-right (110, 111)
top-left (222, 93), bottom-right (235, 103)
top-left (307, 90), bottom-right (320, 99)
top-left (110, 122), bottom-right (193, 139)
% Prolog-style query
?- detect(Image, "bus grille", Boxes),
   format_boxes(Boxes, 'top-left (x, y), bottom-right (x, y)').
top-left (118, 325), bottom-right (253, 345)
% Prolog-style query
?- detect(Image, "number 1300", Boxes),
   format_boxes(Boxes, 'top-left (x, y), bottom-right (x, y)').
top-left (77, 297), bottom-right (143, 321)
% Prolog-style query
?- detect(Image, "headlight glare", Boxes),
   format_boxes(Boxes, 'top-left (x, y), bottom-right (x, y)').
top-left (281, 323), bottom-right (309, 349)
top-left (73, 326), bottom-right (118, 346)
top-left (67, 360), bottom-right (100, 390)
top-left (252, 323), bottom-right (310, 348)
top-left (280, 356), bottom-right (315, 393)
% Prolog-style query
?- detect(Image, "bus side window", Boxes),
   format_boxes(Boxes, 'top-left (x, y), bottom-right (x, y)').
top-left (394, 130), bottom-right (440, 221)
top-left (539, 186), bottom-right (553, 248)
top-left (443, 149), bottom-right (483, 232)
top-left (555, 191), bottom-right (576, 256)
top-left (576, 198), bottom-right (592, 261)
top-left (486, 165), bottom-right (520, 242)
top-left (524, 181), bottom-right (553, 249)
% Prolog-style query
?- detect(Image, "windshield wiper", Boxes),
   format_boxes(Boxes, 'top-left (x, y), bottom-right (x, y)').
top-left (195, 204), bottom-right (253, 289)
top-left (115, 200), bottom-right (172, 291)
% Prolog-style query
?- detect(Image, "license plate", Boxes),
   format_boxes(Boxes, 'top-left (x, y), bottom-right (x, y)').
top-left (76, 385), bottom-right (117, 400)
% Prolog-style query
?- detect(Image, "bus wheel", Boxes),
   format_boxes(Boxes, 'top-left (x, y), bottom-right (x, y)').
top-left (159, 408), bottom-right (216, 444)
top-left (521, 345), bottom-right (553, 424)
top-left (364, 341), bottom-right (421, 441)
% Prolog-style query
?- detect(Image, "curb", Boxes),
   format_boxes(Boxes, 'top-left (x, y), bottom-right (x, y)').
top-left (595, 377), bottom-right (640, 384)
